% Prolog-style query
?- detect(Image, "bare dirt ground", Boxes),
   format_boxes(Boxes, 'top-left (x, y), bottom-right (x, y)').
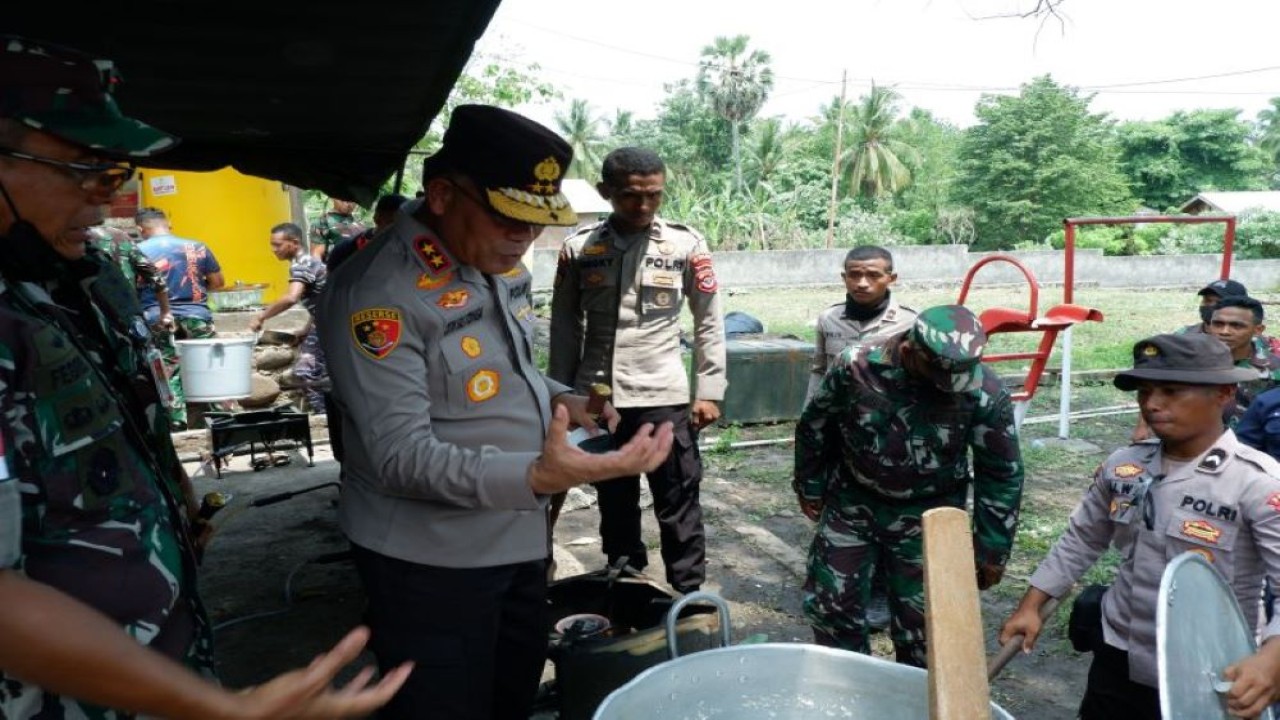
top-left (194, 385), bottom-right (1127, 718)
top-left (195, 282), bottom-right (1181, 717)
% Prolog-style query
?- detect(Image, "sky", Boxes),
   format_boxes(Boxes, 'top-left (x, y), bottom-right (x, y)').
top-left (475, 0), bottom-right (1280, 131)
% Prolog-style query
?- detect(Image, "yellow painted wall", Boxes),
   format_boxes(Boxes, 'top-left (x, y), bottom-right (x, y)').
top-left (136, 167), bottom-right (292, 302)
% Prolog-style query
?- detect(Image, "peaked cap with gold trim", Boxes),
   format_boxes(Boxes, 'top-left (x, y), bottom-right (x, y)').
top-left (422, 104), bottom-right (578, 227)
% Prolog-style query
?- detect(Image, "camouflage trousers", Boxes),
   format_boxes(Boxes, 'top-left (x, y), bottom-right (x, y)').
top-left (293, 328), bottom-right (328, 413)
top-left (803, 486), bottom-right (966, 668)
top-left (153, 316), bottom-right (216, 426)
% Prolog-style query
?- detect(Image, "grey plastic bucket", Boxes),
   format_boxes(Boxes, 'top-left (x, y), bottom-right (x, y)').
top-left (174, 336), bottom-right (254, 401)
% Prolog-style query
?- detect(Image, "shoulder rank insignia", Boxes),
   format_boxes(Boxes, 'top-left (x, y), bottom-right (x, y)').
top-left (1198, 448), bottom-right (1227, 471)
top-left (351, 308), bottom-right (402, 360)
top-left (413, 235), bottom-right (453, 276)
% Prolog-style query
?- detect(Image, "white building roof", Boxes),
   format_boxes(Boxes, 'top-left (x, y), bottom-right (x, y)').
top-left (1181, 191), bottom-right (1280, 214)
top-left (561, 178), bottom-right (613, 215)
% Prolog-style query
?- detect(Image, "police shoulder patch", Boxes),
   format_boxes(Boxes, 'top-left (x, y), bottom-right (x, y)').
top-left (351, 307), bottom-right (402, 360)
top-left (690, 253), bottom-right (718, 294)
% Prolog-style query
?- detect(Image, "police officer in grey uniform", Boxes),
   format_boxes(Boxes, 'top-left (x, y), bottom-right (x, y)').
top-left (1000, 333), bottom-right (1280, 720)
top-left (318, 106), bottom-right (674, 720)
top-left (549, 146), bottom-right (727, 594)
top-left (807, 245), bottom-right (916, 402)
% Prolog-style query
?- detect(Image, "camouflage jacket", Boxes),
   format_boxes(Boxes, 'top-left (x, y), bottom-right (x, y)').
top-left (1232, 336), bottom-right (1280, 426)
top-left (90, 226), bottom-right (167, 296)
top-left (0, 245), bottom-right (213, 719)
top-left (795, 336), bottom-right (1025, 565)
top-left (310, 211), bottom-right (367, 261)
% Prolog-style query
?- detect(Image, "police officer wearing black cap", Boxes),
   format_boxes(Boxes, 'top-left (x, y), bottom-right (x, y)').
top-left (1001, 333), bottom-right (1280, 720)
top-left (317, 105), bottom-right (674, 719)
top-left (1179, 278), bottom-right (1249, 335)
top-left (0, 35), bottom-right (409, 720)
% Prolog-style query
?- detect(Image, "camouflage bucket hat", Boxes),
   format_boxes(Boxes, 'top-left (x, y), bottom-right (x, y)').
top-left (0, 36), bottom-right (177, 158)
top-left (1113, 333), bottom-right (1259, 390)
top-left (908, 304), bottom-right (988, 393)
top-left (421, 104), bottom-right (578, 227)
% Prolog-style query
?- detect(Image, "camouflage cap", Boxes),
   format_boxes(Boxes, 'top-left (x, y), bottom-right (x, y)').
top-left (907, 304), bottom-right (988, 393)
top-left (0, 36), bottom-right (177, 158)
top-left (1113, 333), bottom-right (1258, 390)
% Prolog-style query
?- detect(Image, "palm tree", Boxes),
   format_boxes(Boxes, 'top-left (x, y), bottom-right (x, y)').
top-left (841, 84), bottom-right (916, 200)
top-left (555, 99), bottom-right (606, 180)
top-left (747, 117), bottom-right (793, 184)
top-left (696, 35), bottom-right (774, 194)
top-left (1257, 97), bottom-right (1280, 168)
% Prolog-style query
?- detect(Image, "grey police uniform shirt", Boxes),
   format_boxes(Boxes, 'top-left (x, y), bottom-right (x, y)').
top-left (1029, 431), bottom-right (1280, 687)
top-left (806, 297), bottom-right (917, 401)
top-left (548, 217), bottom-right (727, 406)
top-left (316, 200), bottom-right (569, 569)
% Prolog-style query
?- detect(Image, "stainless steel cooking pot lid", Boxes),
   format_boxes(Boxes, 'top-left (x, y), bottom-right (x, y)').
top-left (1158, 551), bottom-right (1274, 719)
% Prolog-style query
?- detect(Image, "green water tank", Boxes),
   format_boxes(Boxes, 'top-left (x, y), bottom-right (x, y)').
top-left (713, 335), bottom-right (815, 425)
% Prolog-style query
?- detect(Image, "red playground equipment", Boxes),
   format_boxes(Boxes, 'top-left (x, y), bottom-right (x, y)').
top-left (959, 213), bottom-right (1237, 438)
top-left (957, 254), bottom-right (1102, 430)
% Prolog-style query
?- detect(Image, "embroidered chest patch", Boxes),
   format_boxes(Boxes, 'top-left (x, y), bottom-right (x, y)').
top-left (351, 308), bottom-right (402, 360)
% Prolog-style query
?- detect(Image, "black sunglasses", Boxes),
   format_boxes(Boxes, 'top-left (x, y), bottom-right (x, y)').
top-left (0, 147), bottom-right (135, 193)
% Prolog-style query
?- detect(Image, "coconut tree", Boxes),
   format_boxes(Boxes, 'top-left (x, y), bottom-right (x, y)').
top-left (696, 35), bottom-right (774, 194)
top-left (555, 98), bottom-right (606, 180)
top-left (1257, 97), bottom-right (1280, 169)
top-left (841, 84), bottom-right (916, 200)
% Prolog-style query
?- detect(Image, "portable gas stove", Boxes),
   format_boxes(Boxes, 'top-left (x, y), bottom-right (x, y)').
top-left (204, 408), bottom-right (315, 478)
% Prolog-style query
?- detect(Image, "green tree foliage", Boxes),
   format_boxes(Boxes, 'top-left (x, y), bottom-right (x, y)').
top-left (955, 75), bottom-right (1133, 250)
top-left (555, 99), bottom-right (606, 181)
top-left (627, 79), bottom-right (732, 184)
top-left (1117, 109), bottom-right (1269, 210)
top-left (841, 85), bottom-right (916, 201)
top-left (696, 35), bottom-right (774, 193)
top-left (1256, 98), bottom-right (1280, 177)
top-left (889, 109), bottom-right (963, 244)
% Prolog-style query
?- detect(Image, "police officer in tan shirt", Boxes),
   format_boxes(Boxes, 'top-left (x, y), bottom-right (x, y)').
top-left (549, 146), bottom-right (727, 594)
top-left (1000, 333), bottom-right (1280, 720)
top-left (807, 245), bottom-right (916, 401)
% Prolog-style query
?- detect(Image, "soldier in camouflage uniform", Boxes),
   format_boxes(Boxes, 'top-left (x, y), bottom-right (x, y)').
top-left (1207, 296), bottom-right (1280, 424)
top-left (90, 223), bottom-right (175, 328)
top-left (309, 197), bottom-right (367, 263)
top-left (0, 35), bottom-right (406, 720)
top-left (794, 304), bottom-right (1024, 667)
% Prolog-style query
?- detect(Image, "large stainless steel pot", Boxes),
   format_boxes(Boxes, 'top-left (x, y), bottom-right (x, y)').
top-left (594, 643), bottom-right (1015, 719)
top-left (594, 593), bottom-right (1015, 719)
